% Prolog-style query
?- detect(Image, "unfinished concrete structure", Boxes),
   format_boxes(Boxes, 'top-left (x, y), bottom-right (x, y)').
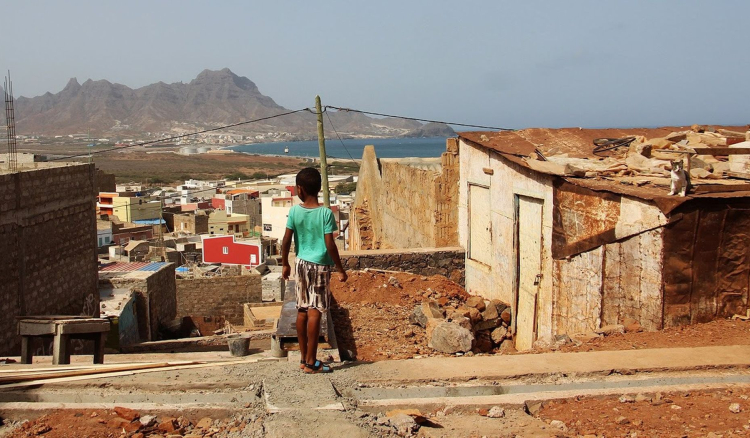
top-left (176, 273), bottom-right (262, 326)
top-left (98, 262), bottom-right (176, 342)
top-left (349, 139), bottom-right (459, 250)
top-left (172, 211), bottom-right (209, 235)
top-left (458, 127), bottom-right (750, 350)
top-left (0, 162), bottom-right (98, 356)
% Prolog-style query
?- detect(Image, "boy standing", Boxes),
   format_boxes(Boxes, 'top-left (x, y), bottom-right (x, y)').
top-left (281, 167), bottom-right (347, 374)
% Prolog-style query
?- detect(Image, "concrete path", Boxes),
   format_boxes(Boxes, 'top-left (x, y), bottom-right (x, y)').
top-left (357, 345), bottom-right (750, 384)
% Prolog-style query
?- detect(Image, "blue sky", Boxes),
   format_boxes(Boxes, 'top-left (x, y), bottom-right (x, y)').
top-left (2, 0), bottom-right (748, 129)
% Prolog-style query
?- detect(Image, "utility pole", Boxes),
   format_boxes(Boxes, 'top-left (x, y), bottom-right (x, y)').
top-left (315, 95), bottom-right (330, 207)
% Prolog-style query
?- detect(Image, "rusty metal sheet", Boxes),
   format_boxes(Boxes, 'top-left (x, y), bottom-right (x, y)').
top-left (662, 199), bottom-right (750, 327)
top-left (716, 208), bottom-right (750, 317)
top-left (552, 180), bottom-right (621, 259)
top-left (691, 209), bottom-right (725, 323)
top-left (662, 208), bottom-right (697, 327)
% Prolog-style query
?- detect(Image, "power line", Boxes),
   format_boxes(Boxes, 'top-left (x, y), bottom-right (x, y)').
top-left (49, 108), bottom-right (313, 162)
top-left (323, 109), bottom-right (357, 163)
top-left (325, 106), bottom-right (514, 131)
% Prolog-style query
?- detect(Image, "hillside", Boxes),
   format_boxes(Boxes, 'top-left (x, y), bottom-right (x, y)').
top-left (11, 69), bottom-right (455, 140)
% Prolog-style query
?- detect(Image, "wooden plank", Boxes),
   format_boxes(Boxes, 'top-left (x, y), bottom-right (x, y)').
top-left (57, 321), bottom-right (110, 335)
top-left (18, 322), bottom-right (56, 336)
top-left (0, 362), bottom-right (178, 384)
top-left (0, 363), bottom-right (162, 374)
top-left (0, 359), bottom-right (260, 389)
top-left (16, 316), bottom-right (89, 321)
top-left (694, 184), bottom-right (750, 193)
top-left (727, 171), bottom-right (750, 181)
top-left (693, 148), bottom-right (750, 155)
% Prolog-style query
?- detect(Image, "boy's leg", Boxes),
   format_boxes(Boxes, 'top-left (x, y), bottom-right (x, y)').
top-left (305, 308), bottom-right (321, 365)
top-left (296, 309), bottom-right (308, 364)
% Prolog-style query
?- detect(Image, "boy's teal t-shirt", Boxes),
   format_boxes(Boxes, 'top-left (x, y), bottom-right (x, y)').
top-left (286, 205), bottom-right (337, 266)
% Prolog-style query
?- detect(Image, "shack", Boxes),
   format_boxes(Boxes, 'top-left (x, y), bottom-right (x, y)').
top-left (458, 126), bottom-right (750, 350)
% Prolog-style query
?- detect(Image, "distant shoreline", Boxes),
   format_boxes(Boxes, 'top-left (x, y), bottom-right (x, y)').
top-left (226, 137), bottom-right (448, 160)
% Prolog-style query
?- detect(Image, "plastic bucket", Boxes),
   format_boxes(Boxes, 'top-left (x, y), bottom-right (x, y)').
top-left (227, 336), bottom-right (251, 357)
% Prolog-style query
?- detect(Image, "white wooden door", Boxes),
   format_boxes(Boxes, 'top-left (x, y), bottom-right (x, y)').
top-left (469, 185), bottom-right (492, 265)
top-left (516, 196), bottom-right (543, 351)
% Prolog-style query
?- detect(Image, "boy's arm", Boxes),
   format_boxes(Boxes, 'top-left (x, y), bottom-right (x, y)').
top-left (324, 233), bottom-right (347, 282)
top-left (281, 228), bottom-right (293, 280)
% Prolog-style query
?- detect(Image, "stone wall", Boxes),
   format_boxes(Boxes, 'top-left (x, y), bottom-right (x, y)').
top-left (176, 274), bottom-right (262, 325)
top-left (341, 247), bottom-right (465, 287)
top-left (0, 163), bottom-right (99, 355)
top-left (349, 139), bottom-right (459, 251)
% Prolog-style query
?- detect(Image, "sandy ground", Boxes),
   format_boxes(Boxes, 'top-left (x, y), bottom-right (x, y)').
top-left (330, 271), bottom-right (469, 362)
top-left (328, 270), bottom-right (750, 363)
top-left (538, 387), bottom-right (750, 437)
top-left (6, 270), bottom-right (750, 436)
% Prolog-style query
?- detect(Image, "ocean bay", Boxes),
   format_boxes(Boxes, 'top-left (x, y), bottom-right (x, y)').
top-left (228, 137), bottom-right (448, 159)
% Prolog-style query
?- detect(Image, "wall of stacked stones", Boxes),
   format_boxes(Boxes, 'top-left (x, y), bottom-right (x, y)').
top-left (176, 274), bottom-right (262, 325)
top-left (341, 247), bottom-right (465, 287)
top-left (0, 164), bottom-right (98, 355)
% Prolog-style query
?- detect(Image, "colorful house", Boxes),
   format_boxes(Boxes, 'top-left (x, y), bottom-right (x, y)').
top-left (202, 235), bottom-right (262, 267)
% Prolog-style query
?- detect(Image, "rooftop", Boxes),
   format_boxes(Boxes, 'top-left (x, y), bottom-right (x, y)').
top-left (460, 125), bottom-right (750, 213)
top-left (0, 161), bottom-right (86, 176)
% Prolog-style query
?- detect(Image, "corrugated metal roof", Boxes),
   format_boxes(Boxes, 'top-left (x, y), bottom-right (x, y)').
top-left (132, 219), bottom-right (166, 225)
top-left (99, 262), bottom-right (169, 272)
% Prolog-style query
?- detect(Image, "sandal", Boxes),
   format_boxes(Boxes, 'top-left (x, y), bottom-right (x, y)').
top-left (300, 360), bottom-right (306, 370)
top-left (303, 360), bottom-right (333, 374)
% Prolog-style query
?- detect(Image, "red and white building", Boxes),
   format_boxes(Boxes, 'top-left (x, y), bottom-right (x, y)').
top-left (201, 235), bottom-right (262, 267)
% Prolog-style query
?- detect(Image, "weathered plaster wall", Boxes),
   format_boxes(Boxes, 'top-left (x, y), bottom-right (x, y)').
top-left (458, 139), bottom-right (555, 343)
top-left (601, 228), bottom-right (664, 331)
top-left (551, 182), bottom-right (667, 335)
top-left (176, 274), bottom-right (262, 325)
top-left (0, 163), bottom-right (99, 355)
top-left (350, 140), bottom-right (459, 251)
top-left (341, 247), bottom-right (465, 287)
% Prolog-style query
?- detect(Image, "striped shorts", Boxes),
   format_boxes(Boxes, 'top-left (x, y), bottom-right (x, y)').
top-left (295, 259), bottom-right (332, 312)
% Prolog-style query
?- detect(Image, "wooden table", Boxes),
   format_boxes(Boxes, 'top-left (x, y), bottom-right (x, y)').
top-left (18, 317), bottom-right (111, 365)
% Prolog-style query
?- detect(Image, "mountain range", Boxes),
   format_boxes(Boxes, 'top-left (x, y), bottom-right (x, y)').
top-left (8, 68), bottom-right (455, 140)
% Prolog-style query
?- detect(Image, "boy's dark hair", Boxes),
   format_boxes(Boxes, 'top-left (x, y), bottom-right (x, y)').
top-left (296, 167), bottom-right (322, 195)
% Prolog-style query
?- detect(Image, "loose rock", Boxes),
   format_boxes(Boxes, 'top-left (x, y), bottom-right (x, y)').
top-left (487, 406), bottom-right (505, 418)
top-left (428, 321), bottom-right (474, 353)
top-left (465, 296), bottom-right (486, 312)
top-left (389, 413), bottom-right (419, 437)
top-left (550, 419), bottom-right (567, 431)
top-left (729, 403), bottom-right (742, 413)
top-left (491, 326), bottom-right (508, 344)
top-left (595, 324), bottom-right (625, 336)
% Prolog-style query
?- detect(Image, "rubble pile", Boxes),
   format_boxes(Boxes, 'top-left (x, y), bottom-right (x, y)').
top-left (525, 125), bottom-right (750, 185)
top-left (8, 409), bottom-right (266, 438)
top-left (409, 293), bottom-right (514, 355)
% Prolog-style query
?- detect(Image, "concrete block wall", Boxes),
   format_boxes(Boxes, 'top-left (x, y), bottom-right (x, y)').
top-left (341, 247), bottom-right (466, 287)
top-left (0, 163), bottom-right (99, 355)
top-left (100, 264), bottom-right (177, 342)
top-left (146, 264), bottom-right (177, 339)
top-left (176, 274), bottom-right (262, 325)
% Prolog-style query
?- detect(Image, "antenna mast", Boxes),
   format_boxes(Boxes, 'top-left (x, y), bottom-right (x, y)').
top-left (4, 71), bottom-right (17, 172)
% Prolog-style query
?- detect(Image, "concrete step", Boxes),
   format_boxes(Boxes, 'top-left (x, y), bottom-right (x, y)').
top-left (356, 345), bottom-right (750, 385)
top-left (350, 369), bottom-right (750, 412)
